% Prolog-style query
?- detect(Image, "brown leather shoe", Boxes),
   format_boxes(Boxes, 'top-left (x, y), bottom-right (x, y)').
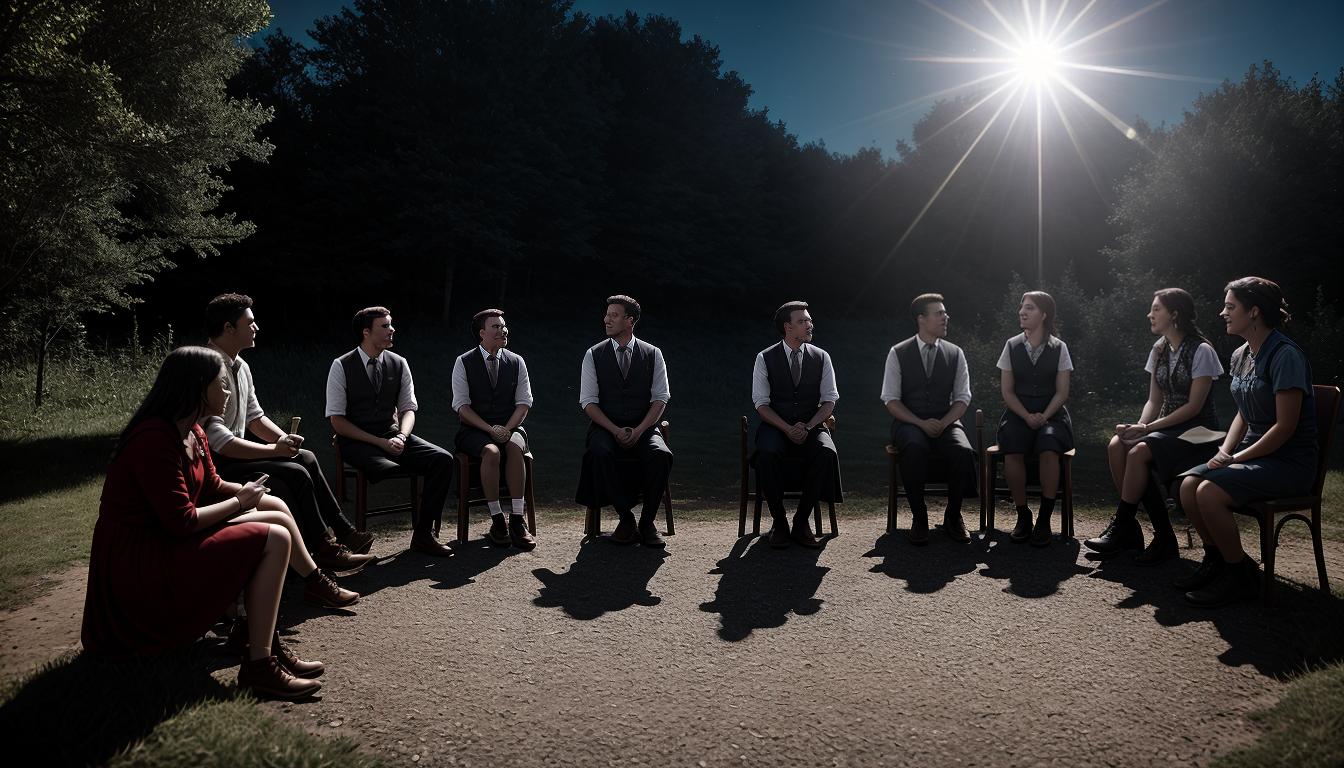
top-left (238, 655), bottom-right (322, 700)
top-left (768, 522), bottom-right (791, 549)
top-left (908, 515), bottom-right (930, 545)
top-left (791, 520), bottom-right (822, 549)
top-left (510, 515), bottom-right (538, 551)
top-left (609, 516), bottom-right (638, 545)
top-left (313, 539), bottom-right (375, 574)
top-left (274, 632), bottom-right (325, 679)
top-left (409, 531), bottom-right (454, 558)
top-left (303, 569), bottom-right (360, 608)
top-left (339, 529), bottom-right (375, 555)
top-left (488, 514), bottom-right (512, 547)
top-left (638, 520), bottom-right (666, 549)
top-left (941, 514), bottom-right (971, 543)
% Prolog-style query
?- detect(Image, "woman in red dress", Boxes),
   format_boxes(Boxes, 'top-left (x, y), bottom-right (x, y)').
top-left (82, 346), bottom-right (358, 699)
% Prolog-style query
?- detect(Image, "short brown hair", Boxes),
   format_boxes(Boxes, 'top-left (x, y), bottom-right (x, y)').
top-left (773, 300), bottom-right (809, 336)
top-left (605, 295), bottom-right (641, 322)
top-left (471, 308), bottom-right (505, 338)
top-left (353, 306), bottom-right (391, 343)
top-left (205, 293), bottom-right (253, 338)
top-left (909, 293), bottom-right (945, 325)
top-left (1022, 291), bottom-right (1058, 336)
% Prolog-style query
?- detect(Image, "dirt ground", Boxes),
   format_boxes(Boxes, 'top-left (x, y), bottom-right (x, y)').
top-left (4, 511), bottom-right (1343, 767)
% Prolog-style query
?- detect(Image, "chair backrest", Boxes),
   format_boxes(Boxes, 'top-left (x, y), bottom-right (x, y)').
top-left (1309, 385), bottom-right (1341, 496)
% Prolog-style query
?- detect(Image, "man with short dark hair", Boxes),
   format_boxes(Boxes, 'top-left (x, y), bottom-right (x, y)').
top-left (451, 309), bottom-right (535, 550)
top-left (576, 294), bottom-right (672, 548)
top-left (752, 301), bottom-right (840, 549)
top-left (881, 293), bottom-right (976, 544)
top-left (204, 293), bottom-right (375, 572)
top-left (325, 307), bottom-right (455, 557)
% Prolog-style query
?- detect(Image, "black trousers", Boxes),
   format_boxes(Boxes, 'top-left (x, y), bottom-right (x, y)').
top-left (754, 424), bottom-right (837, 525)
top-left (338, 434), bottom-right (453, 534)
top-left (890, 421), bottom-right (976, 518)
top-left (584, 426), bottom-right (672, 519)
top-left (216, 448), bottom-right (355, 548)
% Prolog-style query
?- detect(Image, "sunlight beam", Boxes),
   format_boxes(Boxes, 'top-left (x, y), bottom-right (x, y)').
top-left (1057, 61), bottom-right (1218, 83)
top-left (825, 69), bottom-right (1018, 132)
top-left (1057, 0), bottom-right (1170, 55)
top-left (1053, 0), bottom-right (1099, 43)
top-left (1046, 0), bottom-right (1073, 39)
top-left (916, 0), bottom-right (1018, 54)
top-left (1052, 72), bottom-right (1146, 144)
top-left (919, 76), bottom-right (1022, 147)
top-left (981, 0), bottom-right (1027, 48)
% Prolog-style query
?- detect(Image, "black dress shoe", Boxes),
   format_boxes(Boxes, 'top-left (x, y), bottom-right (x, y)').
top-left (638, 520), bottom-right (666, 549)
top-left (1009, 509), bottom-right (1033, 543)
top-left (941, 514), bottom-right (970, 543)
top-left (409, 532), bottom-right (454, 558)
top-left (1084, 516), bottom-right (1144, 554)
top-left (1030, 513), bottom-right (1051, 547)
top-left (791, 521), bottom-right (822, 549)
top-left (769, 523), bottom-right (792, 549)
top-left (1185, 557), bottom-right (1260, 608)
top-left (488, 514), bottom-right (511, 547)
top-left (907, 515), bottom-right (930, 545)
top-left (609, 516), bottom-right (638, 545)
top-left (1134, 532), bottom-right (1178, 565)
top-left (1173, 548), bottom-right (1223, 590)
top-left (510, 515), bottom-right (537, 551)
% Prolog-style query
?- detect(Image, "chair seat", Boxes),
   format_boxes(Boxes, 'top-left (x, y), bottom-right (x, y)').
top-left (1246, 497), bottom-right (1315, 514)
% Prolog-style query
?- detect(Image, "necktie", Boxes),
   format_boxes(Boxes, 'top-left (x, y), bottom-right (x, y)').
top-left (923, 342), bottom-right (936, 378)
top-left (790, 348), bottom-right (802, 386)
top-left (618, 344), bottom-right (630, 378)
top-left (487, 353), bottom-right (498, 387)
top-left (368, 357), bottom-right (381, 395)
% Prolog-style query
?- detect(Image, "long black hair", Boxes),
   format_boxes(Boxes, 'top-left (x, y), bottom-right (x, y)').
top-left (1153, 288), bottom-right (1209, 345)
top-left (111, 346), bottom-right (226, 461)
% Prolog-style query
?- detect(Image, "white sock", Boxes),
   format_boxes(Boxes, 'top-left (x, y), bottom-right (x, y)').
top-left (510, 498), bottom-right (525, 517)
top-left (487, 500), bottom-right (503, 517)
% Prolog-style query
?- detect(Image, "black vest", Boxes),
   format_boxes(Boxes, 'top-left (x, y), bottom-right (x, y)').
top-left (1007, 336), bottom-right (1062, 404)
top-left (763, 342), bottom-right (824, 425)
top-left (1153, 338), bottom-right (1218, 429)
top-left (339, 349), bottom-right (404, 436)
top-left (894, 336), bottom-right (961, 420)
top-left (460, 348), bottom-right (520, 425)
top-left (592, 339), bottom-right (656, 427)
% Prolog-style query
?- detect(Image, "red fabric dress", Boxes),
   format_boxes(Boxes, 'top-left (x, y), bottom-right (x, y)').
top-left (81, 418), bottom-right (270, 657)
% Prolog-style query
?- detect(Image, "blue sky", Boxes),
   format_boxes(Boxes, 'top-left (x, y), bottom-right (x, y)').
top-left (263, 0), bottom-right (1344, 155)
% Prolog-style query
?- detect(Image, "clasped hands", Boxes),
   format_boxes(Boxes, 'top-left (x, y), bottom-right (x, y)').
top-left (1113, 422), bottom-right (1147, 446)
top-left (275, 433), bottom-right (304, 457)
top-left (1207, 448), bottom-right (1235, 469)
top-left (489, 425), bottom-right (511, 443)
top-left (1024, 412), bottom-right (1049, 430)
top-left (612, 425), bottom-right (640, 449)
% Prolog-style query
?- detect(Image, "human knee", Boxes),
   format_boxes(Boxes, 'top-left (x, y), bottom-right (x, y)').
top-left (266, 523), bottom-right (292, 548)
top-left (481, 444), bottom-right (501, 460)
top-left (1126, 443), bottom-right (1151, 462)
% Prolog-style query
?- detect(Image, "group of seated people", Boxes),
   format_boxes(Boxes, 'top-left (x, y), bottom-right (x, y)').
top-left (79, 276), bottom-right (1319, 700)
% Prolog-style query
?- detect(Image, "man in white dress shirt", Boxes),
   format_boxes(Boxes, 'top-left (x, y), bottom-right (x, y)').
top-left (325, 307), bottom-right (454, 557)
top-left (451, 309), bottom-right (535, 550)
top-left (575, 295), bottom-right (671, 548)
top-left (880, 293), bottom-right (976, 544)
top-left (751, 301), bottom-right (840, 549)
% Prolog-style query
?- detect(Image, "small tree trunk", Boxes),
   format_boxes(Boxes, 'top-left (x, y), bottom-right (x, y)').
top-left (440, 255), bottom-right (457, 325)
top-left (34, 338), bottom-right (48, 409)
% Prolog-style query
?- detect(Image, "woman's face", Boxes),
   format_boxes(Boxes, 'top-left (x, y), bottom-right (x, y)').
top-left (203, 365), bottom-right (231, 418)
top-left (1148, 297), bottom-right (1173, 335)
top-left (1219, 290), bottom-right (1256, 337)
top-left (1019, 298), bottom-right (1045, 333)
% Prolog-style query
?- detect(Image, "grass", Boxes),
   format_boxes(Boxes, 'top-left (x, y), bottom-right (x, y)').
top-left (1212, 662), bottom-right (1344, 768)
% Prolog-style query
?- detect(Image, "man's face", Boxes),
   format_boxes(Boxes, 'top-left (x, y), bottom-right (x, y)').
top-left (225, 308), bottom-right (259, 350)
top-left (784, 310), bottom-right (814, 343)
top-left (918, 302), bottom-right (949, 339)
top-left (365, 314), bottom-right (395, 350)
top-left (604, 305), bottom-right (634, 338)
top-left (481, 316), bottom-right (509, 348)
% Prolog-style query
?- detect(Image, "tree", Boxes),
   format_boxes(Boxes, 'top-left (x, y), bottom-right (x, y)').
top-left (0, 0), bottom-right (273, 405)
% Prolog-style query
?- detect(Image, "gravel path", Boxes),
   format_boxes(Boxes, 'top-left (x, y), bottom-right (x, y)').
top-left (5, 512), bottom-right (1344, 767)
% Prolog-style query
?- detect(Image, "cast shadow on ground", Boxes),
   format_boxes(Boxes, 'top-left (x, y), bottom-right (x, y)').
top-left (0, 433), bottom-right (119, 501)
top-left (977, 530), bottom-right (1090, 598)
top-left (531, 538), bottom-right (670, 620)
top-left (0, 645), bottom-right (236, 766)
top-left (862, 530), bottom-right (985, 593)
top-left (699, 535), bottom-right (830, 642)
top-left (1088, 547), bottom-right (1344, 678)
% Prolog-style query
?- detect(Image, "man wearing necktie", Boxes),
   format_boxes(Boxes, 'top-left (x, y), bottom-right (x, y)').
top-left (576, 295), bottom-right (672, 547)
top-left (880, 293), bottom-right (976, 544)
top-left (751, 301), bottom-right (841, 549)
top-left (451, 309), bottom-right (536, 550)
top-left (325, 306), bottom-right (455, 557)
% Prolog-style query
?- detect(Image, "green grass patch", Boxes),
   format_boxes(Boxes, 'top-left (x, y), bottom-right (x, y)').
top-left (1213, 662), bottom-right (1344, 768)
top-left (0, 479), bottom-right (100, 610)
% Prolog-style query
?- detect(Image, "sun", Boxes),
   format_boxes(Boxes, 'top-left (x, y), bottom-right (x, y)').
top-left (1013, 38), bottom-right (1060, 85)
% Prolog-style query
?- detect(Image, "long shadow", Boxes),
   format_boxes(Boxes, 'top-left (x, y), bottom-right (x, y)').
top-left (977, 532), bottom-right (1090, 598)
top-left (532, 540), bottom-right (670, 620)
top-left (699, 536), bottom-right (830, 642)
top-left (0, 433), bottom-right (118, 502)
top-left (862, 531), bottom-right (984, 593)
top-left (0, 645), bottom-right (234, 766)
top-left (1089, 552), bottom-right (1344, 678)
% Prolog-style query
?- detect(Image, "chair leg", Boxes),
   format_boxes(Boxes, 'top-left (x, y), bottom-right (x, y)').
top-left (586, 506), bottom-right (599, 538)
top-left (887, 458), bottom-right (899, 535)
top-left (828, 501), bottom-right (838, 537)
top-left (813, 503), bottom-right (822, 538)
top-left (355, 472), bottom-right (368, 533)
top-left (1062, 458), bottom-right (1075, 538)
top-left (739, 488), bottom-right (748, 538)
top-left (1312, 505), bottom-right (1329, 592)
top-left (1259, 512), bottom-right (1275, 609)
top-left (753, 494), bottom-right (763, 536)
top-left (524, 458), bottom-right (537, 536)
top-left (663, 488), bottom-right (675, 536)
top-left (457, 458), bottom-right (470, 544)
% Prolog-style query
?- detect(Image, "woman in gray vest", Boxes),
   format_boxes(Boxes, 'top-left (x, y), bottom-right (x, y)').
top-left (1088, 288), bottom-right (1222, 563)
top-left (1176, 277), bottom-right (1316, 607)
top-left (996, 291), bottom-right (1074, 546)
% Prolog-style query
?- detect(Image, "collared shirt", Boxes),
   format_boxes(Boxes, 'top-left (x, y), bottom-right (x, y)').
top-left (996, 333), bottom-right (1074, 371)
top-left (203, 341), bottom-right (265, 453)
top-left (578, 336), bottom-right (670, 410)
top-left (451, 346), bottom-right (535, 412)
top-left (880, 336), bottom-right (972, 406)
top-left (324, 347), bottom-right (418, 418)
top-left (751, 341), bottom-right (840, 409)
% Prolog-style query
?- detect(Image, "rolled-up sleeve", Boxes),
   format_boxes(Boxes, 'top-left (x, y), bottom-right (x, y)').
top-left (202, 416), bottom-right (235, 453)
top-left (324, 360), bottom-right (346, 417)
top-left (515, 356), bottom-right (534, 407)
top-left (579, 349), bottom-right (599, 410)
top-left (819, 350), bottom-right (839, 403)
top-left (880, 347), bottom-right (902, 405)
top-left (397, 360), bottom-right (418, 413)
top-left (952, 351), bottom-right (972, 405)
top-left (752, 353), bottom-right (771, 409)
top-left (451, 357), bottom-right (470, 412)
top-left (650, 347), bottom-right (670, 403)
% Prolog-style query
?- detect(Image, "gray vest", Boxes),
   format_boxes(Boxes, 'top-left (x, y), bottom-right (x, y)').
top-left (592, 339), bottom-right (655, 427)
top-left (894, 336), bottom-right (961, 420)
top-left (763, 342), bottom-right (824, 425)
top-left (339, 350), bottom-right (404, 436)
top-left (460, 348), bottom-right (520, 425)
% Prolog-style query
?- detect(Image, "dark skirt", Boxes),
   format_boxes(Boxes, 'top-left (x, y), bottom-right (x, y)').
top-left (1180, 452), bottom-right (1316, 506)
top-left (997, 395), bottom-right (1073, 456)
top-left (454, 425), bottom-right (528, 458)
top-left (1141, 429), bottom-right (1219, 486)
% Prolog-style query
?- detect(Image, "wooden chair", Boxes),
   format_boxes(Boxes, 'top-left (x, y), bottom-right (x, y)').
top-left (583, 421), bottom-right (675, 539)
top-left (333, 435), bottom-right (423, 533)
top-left (454, 449), bottom-right (538, 543)
top-left (886, 409), bottom-right (983, 534)
top-left (738, 415), bottom-right (840, 539)
top-left (980, 436), bottom-right (1076, 538)
top-left (1237, 384), bottom-right (1339, 608)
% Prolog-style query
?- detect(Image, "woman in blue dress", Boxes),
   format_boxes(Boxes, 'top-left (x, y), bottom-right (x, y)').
top-left (1176, 277), bottom-right (1317, 607)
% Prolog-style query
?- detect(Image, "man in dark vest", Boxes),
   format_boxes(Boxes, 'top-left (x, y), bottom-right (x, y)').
top-left (451, 308), bottom-right (536, 550)
top-left (576, 295), bottom-right (672, 548)
top-left (325, 306), bottom-right (455, 557)
top-left (752, 301), bottom-right (839, 549)
top-left (881, 293), bottom-right (976, 544)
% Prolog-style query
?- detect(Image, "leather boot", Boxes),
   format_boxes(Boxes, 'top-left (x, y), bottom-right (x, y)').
top-left (1009, 506), bottom-right (1032, 543)
top-left (238, 655), bottom-right (322, 700)
top-left (1030, 510), bottom-right (1052, 547)
top-left (907, 513), bottom-right (930, 545)
top-left (511, 515), bottom-right (539, 551)
top-left (313, 536), bottom-right (376, 573)
top-left (303, 569), bottom-right (360, 608)
top-left (274, 632), bottom-right (325, 679)
top-left (1173, 546), bottom-right (1224, 591)
top-left (1134, 531), bottom-right (1179, 565)
top-left (488, 514), bottom-right (511, 547)
top-left (1185, 556), bottom-right (1260, 608)
top-left (1084, 515), bottom-right (1144, 555)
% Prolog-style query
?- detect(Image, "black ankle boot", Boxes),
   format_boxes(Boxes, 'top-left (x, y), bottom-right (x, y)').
top-left (1009, 506), bottom-right (1032, 543)
top-left (1173, 546), bottom-right (1223, 590)
top-left (1134, 531), bottom-right (1179, 565)
top-left (1030, 510), bottom-right (1052, 547)
top-left (1185, 556), bottom-right (1260, 607)
top-left (1085, 503), bottom-right (1144, 554)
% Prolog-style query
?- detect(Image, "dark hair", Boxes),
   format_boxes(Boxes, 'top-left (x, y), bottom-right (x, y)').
top-left (205, 293), bottom-right (253, 338)
top-left (353, 306), bottom-right (391, 344)
top-left (1224, 276), bottom-right (1290, 328)
top-left (1022, 291), bottom-right (1058, 336)
top-left (910, 293), bottom-right (945, 325)
top-left (1152, 288), bottom-right (1208, 344)
top-left (112, 346), bottom-right (227, 461)
top-left (605, 295), bottom-right (641, 323)
top-left (471, 308), bottom-right (505, 339)
top-left (773, 300), bottom-right (809, 336)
